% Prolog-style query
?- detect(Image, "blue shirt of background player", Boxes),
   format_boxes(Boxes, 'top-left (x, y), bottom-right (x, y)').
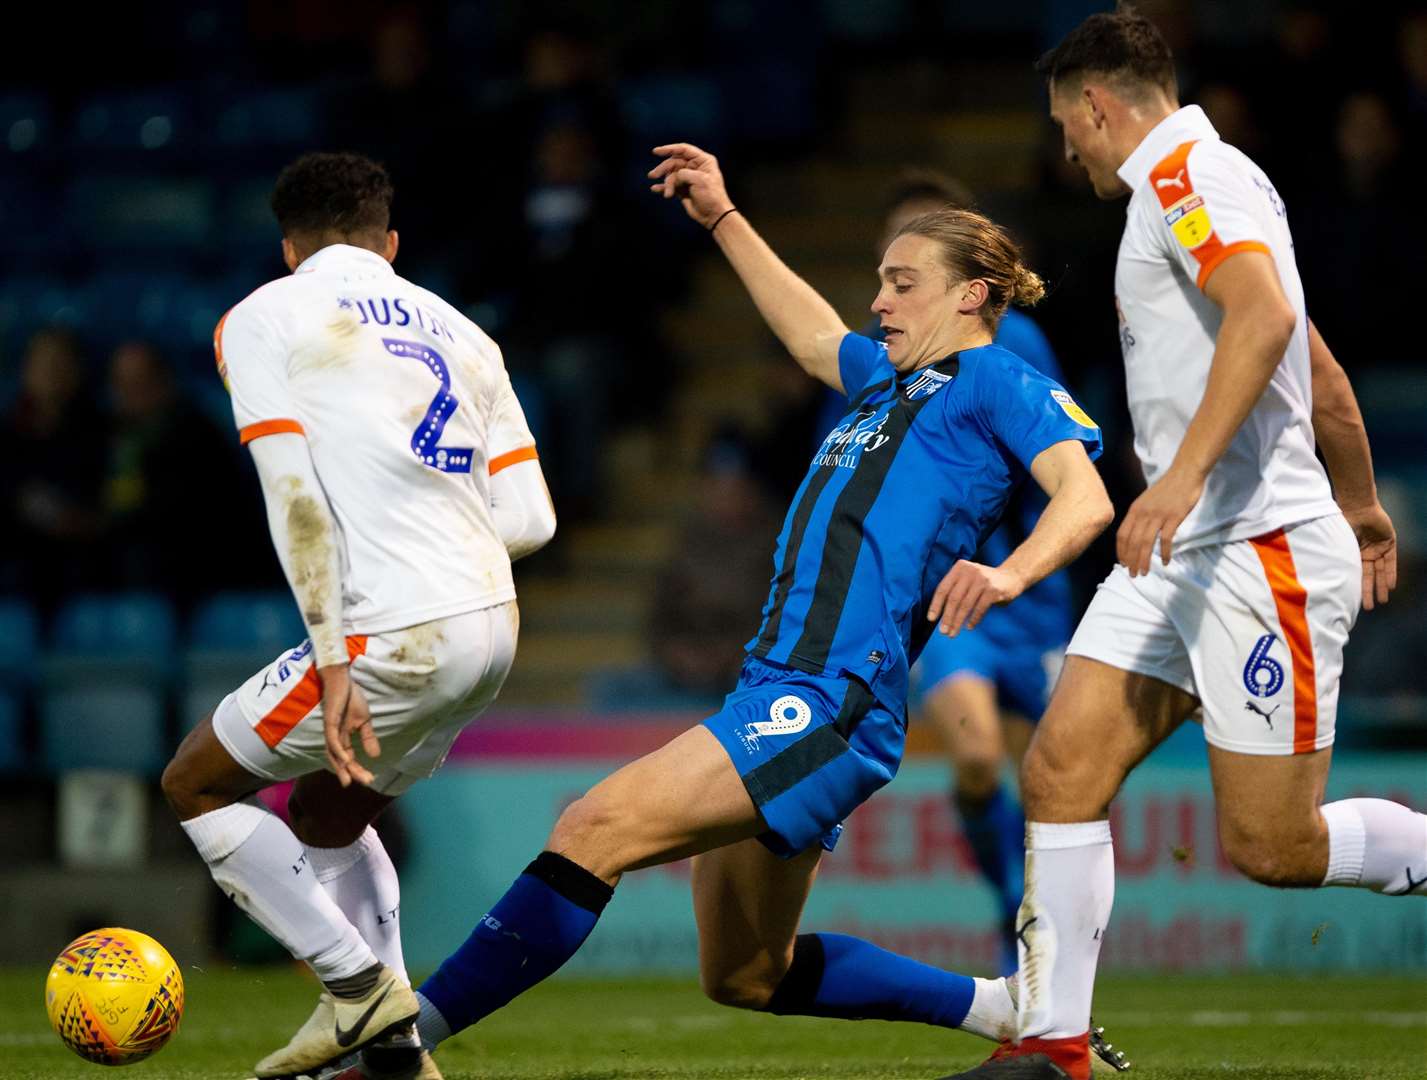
top-left (813, 309), bottom-right (1077, 647)
top-left (748, 332), bottom-right (1102, 715)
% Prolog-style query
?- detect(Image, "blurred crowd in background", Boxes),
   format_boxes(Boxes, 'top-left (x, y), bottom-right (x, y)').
top-left (1, 1), bottom-right (1424, 761)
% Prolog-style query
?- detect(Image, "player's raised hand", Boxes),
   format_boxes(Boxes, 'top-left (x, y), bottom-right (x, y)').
top-left (927, 560), bottom-right (1025, 637)
top-left (1117, 467), bottom-right (1205, 576)
top-left (1341, 501), bottom-right (1398, 610)
top-left (648, 143), bottom-right (734, 228)
top-left (319, 663), bottom-right (379, 787)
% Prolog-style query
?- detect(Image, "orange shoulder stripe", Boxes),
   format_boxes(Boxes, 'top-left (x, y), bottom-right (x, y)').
top-left (214, 308), bottom-right (233, 386)
top-left (1150, 139), bottom-right (1266, 292)
top-left (489, 445), bottom-right (539, 475)
top-left (239, 419), bottom-right (306, 444)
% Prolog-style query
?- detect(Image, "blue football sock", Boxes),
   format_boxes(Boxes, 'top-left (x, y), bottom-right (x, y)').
top-left (764, 933), bottom-right (976, 1029)
top-left (955, 783), bottom-right (1026, 922)
top-left (417, 851), bottom-right (613, 1039)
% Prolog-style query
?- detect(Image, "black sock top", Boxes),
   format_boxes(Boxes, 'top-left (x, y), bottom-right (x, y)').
top-left (524, 850), bottom-right (615, 915)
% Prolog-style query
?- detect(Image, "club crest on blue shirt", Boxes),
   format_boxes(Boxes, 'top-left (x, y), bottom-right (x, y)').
top-left (902, 367), bottom-right (953, 401)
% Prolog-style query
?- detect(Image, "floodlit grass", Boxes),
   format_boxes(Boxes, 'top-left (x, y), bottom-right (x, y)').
top-left (3, 966), bottom-right (1424, 1078)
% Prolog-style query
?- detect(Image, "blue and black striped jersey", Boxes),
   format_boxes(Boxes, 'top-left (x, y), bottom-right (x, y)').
top-left (747, 332), bottom-right (1102, 712)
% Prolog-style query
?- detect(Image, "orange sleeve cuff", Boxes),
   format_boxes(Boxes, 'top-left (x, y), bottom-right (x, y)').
top-left (1196, 240), bottom-right (1272, 291)
top-left (239, 419), bottom-right (306, 444)
top-left (489, 445), bottom-right (539, 475)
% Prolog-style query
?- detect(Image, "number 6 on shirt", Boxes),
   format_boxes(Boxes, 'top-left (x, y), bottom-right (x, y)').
top-left (383, 337), bottom-right (473, 474)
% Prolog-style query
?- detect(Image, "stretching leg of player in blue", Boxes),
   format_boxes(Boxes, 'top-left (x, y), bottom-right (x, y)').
top-left (412, 726), bottom-right (1016, 1051)
top-left (922, 674), bottom-right (1030, 976)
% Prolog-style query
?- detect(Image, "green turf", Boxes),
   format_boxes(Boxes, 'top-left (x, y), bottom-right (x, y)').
top-left (3, 967), bottom-right (1424, 1079)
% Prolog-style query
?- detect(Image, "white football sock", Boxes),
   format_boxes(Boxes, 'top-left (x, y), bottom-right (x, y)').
top-left (181, 798), bottom-right (378, 981)
top-left (307, 826), bottom-right (408, 983)
top-left (1320, 798), bottom-right (1427, 895)
top-left (415, 991), bottom-right (451, 1050)
top-left (963, 975), bottom-right (1017, 1042)
top-left (1017, 820), bottom-right (1114, 1041)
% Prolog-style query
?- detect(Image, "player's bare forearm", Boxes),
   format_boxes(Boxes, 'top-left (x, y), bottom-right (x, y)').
top-left (1307, 319), bottom-right (1377, 511)
top-left (929, 442), bottom-right (1110, 636)
top-left (648, 142), bottom-right (847, 389)
top-left (1170, 253), bottom-right (1295, 483)
top-left (1003, 442), bottom-right (1114, 592)
top-left (249, 433), bottom-right (347, 669)
top-left (710, 213), bottom-right (848, 386)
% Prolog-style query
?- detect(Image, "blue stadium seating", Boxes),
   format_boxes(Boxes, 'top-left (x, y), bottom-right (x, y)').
top-left (0, 94), bottom-right (55, 160)
top-left (0, 689), bottom-right (24, 772)
top-left (190, 592), bottom-right (306, 651)
top-left (65, 176), bottom-right (215, 253)
top-left (40, 685), bottom-right (167, 775)
top-left (0, 599), bottom-right (39, 688)
top-left (68, 89), bottom-right (194, 159)
top-left (42, 594), bottom-right (176, 775)
top-left (182, 592), bottom-right (307, 733)
top-left (0, 275), bottom-right (87, 355)
top-left (206, 88), bottom-right (321, 152)
top-left (51, 593), bottom-right (177, 658)
top-left (618, 74), bottom-right (726, 148)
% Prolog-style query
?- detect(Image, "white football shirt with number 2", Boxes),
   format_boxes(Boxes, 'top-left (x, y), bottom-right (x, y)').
top-left (216, 243), bottom-right (537, 633)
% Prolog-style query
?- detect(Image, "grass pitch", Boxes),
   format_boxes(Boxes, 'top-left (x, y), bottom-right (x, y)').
top-left (2, 967), bottom-right (1423, 1079)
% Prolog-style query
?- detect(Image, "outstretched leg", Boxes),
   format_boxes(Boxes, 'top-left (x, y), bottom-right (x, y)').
top-left (415, 724), bottom-right (764, 1045)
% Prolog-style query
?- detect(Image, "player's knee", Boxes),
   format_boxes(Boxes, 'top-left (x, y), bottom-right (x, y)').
top-left (1218, 818), bottom-right (1324, 888)
top-left (955, 754), bottom-right (1002, 799)
top-left (1018, 740), bottom-right (1062, 817)
top-left (699, 963), bottom-right (780, 1011)
top-left (159, 757), bottom-right (196, 818)
top-left (547, 791), bottom-right (637, 875)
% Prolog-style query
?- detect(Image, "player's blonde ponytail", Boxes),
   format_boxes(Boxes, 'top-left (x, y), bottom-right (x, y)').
top-left (895, 208), bottom-right (1044, 330)
top-left (1010, 264), bottom-right (1046, 308)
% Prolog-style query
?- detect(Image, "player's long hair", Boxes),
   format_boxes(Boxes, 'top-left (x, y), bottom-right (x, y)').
top-left (895, 208), bottom-right (1045, 331)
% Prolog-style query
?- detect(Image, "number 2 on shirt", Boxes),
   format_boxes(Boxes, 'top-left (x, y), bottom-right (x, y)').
top-left (382, 337), bottom-right (473, 474)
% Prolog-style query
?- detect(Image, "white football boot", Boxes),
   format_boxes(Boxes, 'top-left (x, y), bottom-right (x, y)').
top-left (253, 966), bottom-right (420, 1079)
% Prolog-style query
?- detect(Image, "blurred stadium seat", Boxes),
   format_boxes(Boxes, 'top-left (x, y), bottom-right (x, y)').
top-left (618, 74), bottom-right (726, 149)
top-left (68, 89), bottom-right (194, 161)
top-left (181, 591), bottom-right (306, 732)
top-left (206, 88), bottom-right (322, 155)
top-left (0, 94), bottom-right (54, 160)
top-left (0, 690), bottom-right (24, 772)
top-left (0, 274), bottom-right (87, 355)
top-left (0, 598), bottom-right (39, 688)
top-left (41, 593), bottom-right (176, 775)
top-left (65, 176), bottom-right (215, 254)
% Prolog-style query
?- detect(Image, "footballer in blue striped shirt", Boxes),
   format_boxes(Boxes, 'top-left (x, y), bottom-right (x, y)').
top-left (401, 144), bottom-right (1115, 1073)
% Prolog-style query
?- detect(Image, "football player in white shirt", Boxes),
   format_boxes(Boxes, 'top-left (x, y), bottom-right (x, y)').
top-left (160, 152), bottom-right (554, 1080)
top-left (943, 11), bottom-right (1419, 1080)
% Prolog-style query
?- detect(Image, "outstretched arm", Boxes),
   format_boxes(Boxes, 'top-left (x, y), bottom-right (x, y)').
top-left (1307, 319), bottom-right (1397, 609)
top-left (927, 440), bottom-right (1113, 636)
top-left (649, 142), bottom-right (849, 391)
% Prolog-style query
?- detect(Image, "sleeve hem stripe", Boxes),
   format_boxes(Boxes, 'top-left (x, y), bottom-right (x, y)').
top-left (489, 445), bottom-right (539, 475)
top-left (240, 419), bottom-right (306, 444)
top-left (1196, 240), bottom-right (1272, 290)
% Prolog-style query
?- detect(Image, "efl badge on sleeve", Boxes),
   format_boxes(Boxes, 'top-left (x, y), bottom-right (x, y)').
top-left (1051, 389), bottom-right (1097, 428)
top-left (1164, 194), bottom-right (1213, 250)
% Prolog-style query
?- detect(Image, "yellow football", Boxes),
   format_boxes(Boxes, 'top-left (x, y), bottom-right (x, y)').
top-left (45, 928), bottom-right (184, 1066)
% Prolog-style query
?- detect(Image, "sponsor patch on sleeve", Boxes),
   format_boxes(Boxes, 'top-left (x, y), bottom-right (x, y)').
top-left (1051, 389), bottom-right (1097, 428)
top-left (1164, 193), bottom-right (1213, 250)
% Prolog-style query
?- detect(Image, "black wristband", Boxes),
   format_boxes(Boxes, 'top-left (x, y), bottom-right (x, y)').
top-left (708, 207), bottom-right (738, 234)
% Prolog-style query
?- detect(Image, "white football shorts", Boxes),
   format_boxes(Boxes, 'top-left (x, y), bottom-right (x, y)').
top-left (213, 602), bottom-right (518, 794)
top-left (1066, 514), bottom-right (1360, 755)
